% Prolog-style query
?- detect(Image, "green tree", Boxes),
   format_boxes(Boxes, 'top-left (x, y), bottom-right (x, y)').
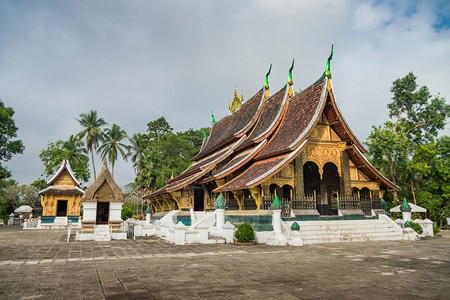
top-left (31, 178), bottom-right (47, 191)
top-left (76, 110), bottom-right (108, 179)
top-left (0, 100), bottom-right (24, 182)
top-left (39, 135), bottom-right (90, 183)
top-left (0, 183), bottom-right (39, 211)
top-left (366, 73), bottom-right (449, 227)
top-left (133, 116), bottom-right (211, 194)
top-left (97, 124), bottom-right (129, 178)
top-left (366, 72), bottom-right (450, 202)
top-left (129, 133), bottom-right (146, 174)
top-left (407, 136), bottom-right (450, 227)
top-left (388, 72), bottom-right (449, 144)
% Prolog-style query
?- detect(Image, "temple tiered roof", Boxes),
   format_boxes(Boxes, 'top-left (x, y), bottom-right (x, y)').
top-left (144, 55), bottom-right (399, 201)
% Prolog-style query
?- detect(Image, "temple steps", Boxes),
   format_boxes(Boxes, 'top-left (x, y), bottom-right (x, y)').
top-left (94, 225), bottom-right (111, 241)
top-left (296, 218), bottom-right (403, 244)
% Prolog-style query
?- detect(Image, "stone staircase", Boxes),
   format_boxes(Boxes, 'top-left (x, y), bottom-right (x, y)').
top-left (295, 216), bottom-right (404, 244)
top-left (94, 225), bottom-right (111, 241)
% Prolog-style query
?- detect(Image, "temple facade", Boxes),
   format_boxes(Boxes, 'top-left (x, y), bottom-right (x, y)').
top-left (144, 52), bottom-right (399, 218)
top-left (39, 160), bottom-right (84, 227)
top-left (77, 161), bottom-right (126, 241)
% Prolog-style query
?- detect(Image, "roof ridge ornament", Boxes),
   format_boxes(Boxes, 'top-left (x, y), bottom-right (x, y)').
top-left (211, 110), bottom-right (216, 125)
top-left (288, 59), bottom-right (294, 85)
top-left (229, 85), bottom-right (243, 114)
top-left (264, 64), bottom-right (272, 100)
top-left (315, 44), bottom-right (334, 84)
top-left (288, 59), bottom-right (295, 97)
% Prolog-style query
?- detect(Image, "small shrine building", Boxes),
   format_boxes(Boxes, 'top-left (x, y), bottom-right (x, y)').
top-left (39, 160), bottom-right (84, 227)
top-left (81, 161), bottom-right (124, 226)
top-left (77, 161), bottom-right (127, 241)
top-left (144, 48), bottom-right (399, 218)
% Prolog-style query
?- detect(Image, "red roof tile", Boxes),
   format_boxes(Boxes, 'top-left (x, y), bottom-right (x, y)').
top-left (238, 86), bottom-right (287, 150)
top-left (256, 79), bottom-right (326, 159)
top-left (194, 89), bottom-right (264, 160)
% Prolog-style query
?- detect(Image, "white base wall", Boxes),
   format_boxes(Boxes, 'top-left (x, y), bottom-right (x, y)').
top-left (82, 202), bottom-right (97, 222)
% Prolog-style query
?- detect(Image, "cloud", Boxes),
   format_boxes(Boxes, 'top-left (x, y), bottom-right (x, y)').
top-left (1, 0), bottom-right (449, 187)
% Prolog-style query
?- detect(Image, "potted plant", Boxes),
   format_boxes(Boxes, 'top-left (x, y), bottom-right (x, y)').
top-left (234, 222), bottom-right (255, 245)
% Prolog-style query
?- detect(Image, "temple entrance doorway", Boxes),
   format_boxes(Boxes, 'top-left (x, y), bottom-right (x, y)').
top-left (303, 161), bottom-right (321, 212)
top-left (96, 202), bottom-right (109, 224)
top-left (282, 185), bottom-right (292, 200)
top-left (322, 162), bottom-right (340, 215)
top-left (56, 200), bottom-right (67, 216)
top-left (193, 188), bottom-right (204, 211)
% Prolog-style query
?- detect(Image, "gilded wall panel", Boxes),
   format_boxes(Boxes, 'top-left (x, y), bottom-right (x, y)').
top-left (302, 144), bottom-right (342, 175)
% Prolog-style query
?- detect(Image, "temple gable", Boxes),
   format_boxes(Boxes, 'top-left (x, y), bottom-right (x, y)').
top-left (94, 181), bottom-right (114, 202)
top-left (53, 169), bottom-right (77, 186)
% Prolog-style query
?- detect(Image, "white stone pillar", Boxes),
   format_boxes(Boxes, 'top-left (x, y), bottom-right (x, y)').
top-left (8, 213), bottom-right (14, 226)
top-left (222, 222), bottom-right (235, 244)
top-left (198, 223), bottom-right (210, 243)
top-left (402, 211), bottom-right (411, 224)
top-left (272, 209), bottom-right (282, 234)
top-left (174, 222), bottom-right (186, 245)
top-left (146, 213), bottom-right (151, 225)
top-left (216, 208), bottom-right (225, 228)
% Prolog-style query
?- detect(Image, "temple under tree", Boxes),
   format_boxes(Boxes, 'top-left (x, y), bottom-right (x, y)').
top-left (143, 48), bottom-right (399, 219)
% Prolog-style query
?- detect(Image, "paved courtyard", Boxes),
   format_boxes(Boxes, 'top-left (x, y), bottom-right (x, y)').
top-left (0, 226), bottom-right (449, 299)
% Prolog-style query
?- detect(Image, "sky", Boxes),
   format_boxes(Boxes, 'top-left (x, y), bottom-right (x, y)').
top-left (1, 0), bottom-right (449, 188)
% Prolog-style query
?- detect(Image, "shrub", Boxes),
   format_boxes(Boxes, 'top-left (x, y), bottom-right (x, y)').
top-left (433, 225), bottom-right (440, 235)
top-left (411, 222), bottom-right (423, 234)
top-left (121, 206), bottom-right (133, 221)
top-left (234, 222), bottom-right (255, 243)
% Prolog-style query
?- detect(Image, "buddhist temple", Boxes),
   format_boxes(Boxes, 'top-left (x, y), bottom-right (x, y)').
top-left (39, 159), bottom-right (84, 228)
top-left (143, 47), bottom-right (400, 220)
top-left (77, 160), bottom-right (126, 241)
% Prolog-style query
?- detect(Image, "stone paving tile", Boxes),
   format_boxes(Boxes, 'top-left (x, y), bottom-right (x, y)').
top-left (1, 227), bottom-right (450, 299)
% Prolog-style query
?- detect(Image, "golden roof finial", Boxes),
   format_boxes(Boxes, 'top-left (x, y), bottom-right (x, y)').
top-left (229, 85), bottom-right (243, 114)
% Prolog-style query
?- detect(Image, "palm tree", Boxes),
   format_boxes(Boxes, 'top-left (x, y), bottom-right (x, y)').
top-left (97, 123), bottom-right (129, 178)
top-left (76, 110), bottom-right (108, 179)
top-left (129, 133), bottom-right (146, 174)
top-left (58, 135), bottom-right (89, 165)
top-left (56, 135), bottom-right (90, 182)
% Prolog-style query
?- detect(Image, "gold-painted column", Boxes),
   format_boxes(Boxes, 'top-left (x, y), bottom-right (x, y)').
top-left (249, 187), bottom-right (262, 210)
top-left (232, 190), bottom-right (244, 210)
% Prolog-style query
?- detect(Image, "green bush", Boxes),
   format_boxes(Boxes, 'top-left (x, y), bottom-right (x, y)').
top-left (433, 225), bottom-right (440, 235)
top-left (411, 222), bottom-right (423, 234)
top-left (234, 222), bottom-right (255, 243)
top-left (121, 206), bottom-right (133, 221)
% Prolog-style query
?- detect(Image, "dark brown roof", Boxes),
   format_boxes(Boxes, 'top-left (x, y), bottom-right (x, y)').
top-left (170, 143), bottom-right (232, 182)
top-left (214, 141), bottom-right (306, 192)
top-left (39, 186), bottom-right (85, 195)
top-left (346, 145), bottom-right (400, 191)
top-left (144, 136), bottom-right (246, 199)
top-left (256, 79), bottom-right (326, 160)
top-left (200, 140), bottom-right (267, 183)
top-left (238, 86), bottom-right (287, 150)
top-left (194, 89), bottom-right (264, 160)
top-left (143, 168), bottom-right (207, 199)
